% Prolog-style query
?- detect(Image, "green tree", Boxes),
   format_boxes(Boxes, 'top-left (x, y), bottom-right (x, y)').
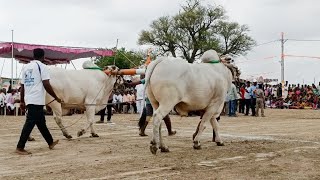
top-left (216, 21), bottom-right (256, 56)
top-left (95, 48), bottom-right (144, 69)
top-left (138, 0), bottom-right (256, 63)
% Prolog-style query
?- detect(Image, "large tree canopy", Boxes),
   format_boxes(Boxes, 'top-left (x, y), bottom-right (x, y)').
top-left (138, 0), bottom-right (256, 63)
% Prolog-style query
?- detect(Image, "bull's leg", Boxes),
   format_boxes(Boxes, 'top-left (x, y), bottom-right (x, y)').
top-left (193, 102), bottom-right (224, 149)
top-left (78, 107), bottom-right (98, 137)
top-left (159, 123), bottom-right (169, 153)
top-left (150, 106), bottom-right (172, 155)
top-left (192, 117), bottom-right (207, 149)
top-left (50, 102), bottom-right (72, 139)
top-left (209, 104), bottom-right (225, 146)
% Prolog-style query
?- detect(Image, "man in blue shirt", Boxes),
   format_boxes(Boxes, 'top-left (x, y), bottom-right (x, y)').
top-left (249, 81), bottom-right (258, 116)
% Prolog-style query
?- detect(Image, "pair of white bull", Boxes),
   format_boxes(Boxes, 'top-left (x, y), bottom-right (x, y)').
top-left (46, 50), bottom-right (238, 155)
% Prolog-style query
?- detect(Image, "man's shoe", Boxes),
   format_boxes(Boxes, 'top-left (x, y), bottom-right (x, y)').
top-left (96, 120), bottom-right (104, 124)
top-left (168, 130), bottom-right (177, 136)
top-left (49, 140), bottom-right (59, 150)
top-left (15, 148), bottom-right (31, 155)
top-left (28, 137), bottom-right (35, 141)
top-left (139, 132), bottom-right (148, 136)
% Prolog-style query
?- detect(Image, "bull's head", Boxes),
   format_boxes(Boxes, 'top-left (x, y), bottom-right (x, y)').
top-left (103, 65), bottom-right (125, 91)
top-left (219, 56), bottom-right (241, 82)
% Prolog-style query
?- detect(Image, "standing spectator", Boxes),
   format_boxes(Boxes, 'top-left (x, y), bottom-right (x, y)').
top-left (255, 84), bottom-right (265, 117)
top-left (239, 84), bottom-right (246, 114)
top-left (244, 81), bottom-right (252, 116)
top-left (135, 75), bottom-right (145, 114)
top-left (122, 91), bottom-right (130, 113)
top-left (96, 91), bottom-right (114, 124)
top-left (227, 81), bottom-right (237, 117)
top-left (249, 81), bottom-right (257, 116)
top-left (113, 91), bottom-right (123, 113)
top-left (128, 91), bottom-right (137, 113)
top-left (16, 48), bottom-right (60, 155)
top-left (277, 83), bottom-right (283, 98)
top-left (0, 89), bottom-right (6, 115)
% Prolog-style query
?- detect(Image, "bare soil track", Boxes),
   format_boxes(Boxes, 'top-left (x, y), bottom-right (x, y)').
top-left (0, 109), bottom-right (320, 180)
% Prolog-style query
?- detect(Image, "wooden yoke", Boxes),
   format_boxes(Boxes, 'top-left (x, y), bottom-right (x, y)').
top-left (104, 69), bottom-right (146, 76)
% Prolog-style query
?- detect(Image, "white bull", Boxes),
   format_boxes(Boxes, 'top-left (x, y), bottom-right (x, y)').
top-left (144, 50), bottom-right (240, 154)
top-left (46, 65), bottom-right (119, 139)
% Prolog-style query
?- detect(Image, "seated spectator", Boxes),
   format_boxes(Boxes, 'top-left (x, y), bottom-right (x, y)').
top-left (5, 89), bottom-right (16, 113)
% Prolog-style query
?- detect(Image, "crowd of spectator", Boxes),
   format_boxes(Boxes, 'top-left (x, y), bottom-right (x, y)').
top-left (221, 81), bottom-right (320, 118)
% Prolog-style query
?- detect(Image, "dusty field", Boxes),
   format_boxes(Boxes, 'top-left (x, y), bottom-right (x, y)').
top-left (0, 109), bottom-right (320, 180)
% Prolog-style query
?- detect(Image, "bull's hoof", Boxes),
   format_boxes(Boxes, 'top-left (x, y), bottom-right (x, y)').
top-left (193, 141), bottom-right (201, 150)
top-left (216, 142), bottom-right (225, 146)
top-left (150, 141), bottom-right (158, 155)
top-left (64, 134), bottom-right (73, 139)
top-left (160, 147), bottom-right (170, 153)
top-left (91, 133), bottom-right (99, 137)
top-left (77, 129), bottom-right (85, 137)
top-left (150, 145), bottom-right (158, 155)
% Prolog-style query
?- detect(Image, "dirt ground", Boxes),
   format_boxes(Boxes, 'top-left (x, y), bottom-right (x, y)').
top-left (1, 109), bottom-right (320, 180)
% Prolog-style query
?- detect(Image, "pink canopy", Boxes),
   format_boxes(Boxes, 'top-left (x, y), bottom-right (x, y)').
top-left (0, 42), bottom-right (114, 65)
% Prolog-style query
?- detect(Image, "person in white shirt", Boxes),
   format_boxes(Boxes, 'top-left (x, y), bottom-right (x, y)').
top-left (128, 91), bottom-right (137, 113)
top-left (112, 91), bottom-right (123, 113)
top-left (5, 89), bottom-right (16, 112)
top-left (244, 81), bottom-right (252, 116)
top-left (135, 75), bottom-right (145, 113)
top-left (16, 48), bottom-right (62, 155)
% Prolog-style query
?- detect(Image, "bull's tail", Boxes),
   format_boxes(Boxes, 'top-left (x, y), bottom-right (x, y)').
top-left (140, 57), bottom-right (166, 114)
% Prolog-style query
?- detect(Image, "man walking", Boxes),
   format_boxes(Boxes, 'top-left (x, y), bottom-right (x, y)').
top-left (16, 48), bottom-right (61, 155)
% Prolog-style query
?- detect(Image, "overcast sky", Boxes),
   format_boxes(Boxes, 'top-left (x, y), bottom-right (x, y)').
top-left (1, 0), bottom-right (319, 84)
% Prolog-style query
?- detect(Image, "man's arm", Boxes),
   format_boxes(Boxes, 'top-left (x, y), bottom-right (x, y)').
top-left (20, 85), bottom-right (25, 103)
top-left (126, 81), bottom-right (142, 86)
top-left (42, 80), bottom-right (62, 103)
top-left (19, 84), bottom-right (26, 111)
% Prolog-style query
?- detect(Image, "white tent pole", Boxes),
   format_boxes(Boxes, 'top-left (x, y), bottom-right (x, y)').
top-left (71, 61), bottom-right (77, 70)
top-left (0, 58), bottom-right (5, 77)
top-left (113, 39), bottom-right (119, 65)
top-left (11, 30), bottom-right (14, 89)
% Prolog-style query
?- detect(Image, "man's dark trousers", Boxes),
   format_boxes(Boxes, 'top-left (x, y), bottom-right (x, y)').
top-left (17, 105), bottom-right (53, 149)
top-left (100, 99), bottom-right (113, 121)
